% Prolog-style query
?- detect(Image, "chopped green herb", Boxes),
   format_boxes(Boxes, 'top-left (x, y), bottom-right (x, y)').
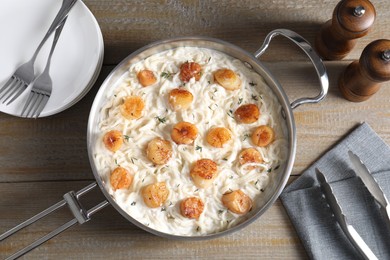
top-left (196, 226), bottom-right (201, 232)
top-left (227, 109), bottom-right (234, 118)
top-left (130, 157), bottom-right (138, 164)
top-left (155, 116), bottom-right (167, 124)
top-left (243, 133), bottom-right (250, 141)
top-left (267, 168), bottom-right (272, 173)
top-left (161, 72), bottom-right (173, 79)
top-left (161, 207), bottom-right (166, 212)
top-left (254, 180), bottom-right (259, 186)
top-left (251, 94), bottom-right (259, 101)
top-left (274, 165), bottom-right (280, 170)
top-left (238, 97), bottom-right (243, 105)
top-left (142, 178), bottom-right (145, 183)
top-left (218, 210), bottom-right (224, 215)
top-left (223, 158), bottom-right (228, 161)
top-left (194, 188), bottom-right (199, 192)
top-left (208, 80), bottom-right (211, 84)
top-left (168, 215), bottom-right (175, 220)
top-left (131, 201), bottom-right (136, 206)
top-left (229, 175), bottom-right (233, 179)
top-left (114, 159), bottom-right (119, 166)
top-left (207, 57), bottom-right (211, 63)
top-left (260, 188), bottom-right (265, 192)
top-left (196, 145), bottom-right (203, 152)
top-left (249, 81), bottom-right (257, 87)
top-left (123, 135), bottom-right (130, 141)
top-left (177, 184), bottom-right (181, 188)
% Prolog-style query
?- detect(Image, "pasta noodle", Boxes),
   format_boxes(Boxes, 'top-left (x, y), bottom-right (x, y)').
top-left (94, 47), bottom-right (287, 236)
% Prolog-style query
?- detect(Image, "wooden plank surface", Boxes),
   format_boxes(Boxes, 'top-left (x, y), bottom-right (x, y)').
top-left (1, 0), bottom-right (390, 259)
top-left (0, 181), bottom-right (305, 259)
top-left (84, 0), bottom-right (390, 64)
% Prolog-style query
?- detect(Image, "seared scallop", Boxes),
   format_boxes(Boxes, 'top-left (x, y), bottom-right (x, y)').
top-left (251, 125), bottom-right (275, 147)
top-left (137, 69), bottom-right (157, 87)
top-left (168, 88), bottom-right (193, 110)
top-left (146, 137), bottom-right (173, 165)
top-left (142, 182), bottom-right (169, 208)
top-left (180, 61), bottom-right (202, 82)
top-left (214, 68), bottom-right (241, 90)
top-left (206, 127), bottom-right (231, 148)
top-left (238, 148), bottom-right (263, 169)
top-left (234, 104), bottom-right (260, 124)
top-left (103, 130), bottom-right (124, 152)
top-left (120, 96), bottom-right (145, 120)
top-left (180, 197), bottom-right (205, 219)
top-left (221, 189), bottom-right (253, 214)
top-left (190, 159), bottom-right (218, 188)
top-left (171, 122), bottom-right (198, 145)
top-left (110, 167), bottom-right (134, 191)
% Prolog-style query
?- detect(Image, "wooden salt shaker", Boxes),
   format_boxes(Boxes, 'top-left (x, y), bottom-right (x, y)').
top-left (339, 39), bottom-right (390, 102)
top-left (315, 0), bottom-right (376, 60)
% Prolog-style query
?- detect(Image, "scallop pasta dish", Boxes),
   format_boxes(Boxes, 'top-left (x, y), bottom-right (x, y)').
top-left (94, 46), bottom-right (288, 236)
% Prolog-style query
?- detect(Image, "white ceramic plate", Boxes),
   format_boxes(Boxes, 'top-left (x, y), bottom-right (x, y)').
top-left (0, 0), bottom-right (104, 117)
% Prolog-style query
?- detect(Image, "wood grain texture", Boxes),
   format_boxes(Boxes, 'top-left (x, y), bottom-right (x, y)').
top-left (1, 0), bottom-right (390, 259)
top-left (0, 181), bottom-right (306, 260)
top-left (82, 0), bottom-right (390, 64)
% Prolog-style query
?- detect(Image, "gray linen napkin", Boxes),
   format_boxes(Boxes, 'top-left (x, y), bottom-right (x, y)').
top-left (280, 122), bottom-right (390, 260)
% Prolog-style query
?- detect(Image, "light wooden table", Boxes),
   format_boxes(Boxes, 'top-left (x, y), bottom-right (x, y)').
top-left (1, 0), bottom-right (390, 259)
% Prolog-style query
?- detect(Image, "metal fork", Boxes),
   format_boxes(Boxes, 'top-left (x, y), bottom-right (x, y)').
top-left (0, 0), bottom-right (77, 105)
top-left (21, 18), bottom-right (67, 118)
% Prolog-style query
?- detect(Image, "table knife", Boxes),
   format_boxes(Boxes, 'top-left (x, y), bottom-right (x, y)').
top-left (315, 168), bottom-right (378, 260)
top-left (348, 151), bottom-right (390, 225)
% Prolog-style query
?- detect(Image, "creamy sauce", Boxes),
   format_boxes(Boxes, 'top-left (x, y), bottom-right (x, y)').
top-left (94, 47), bottom-right (287, 236)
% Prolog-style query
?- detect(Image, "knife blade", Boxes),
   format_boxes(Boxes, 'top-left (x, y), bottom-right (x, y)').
top-left (348, 151), bottom-right (390, 224)
top-left (315, 168), bottom-right (378, 260)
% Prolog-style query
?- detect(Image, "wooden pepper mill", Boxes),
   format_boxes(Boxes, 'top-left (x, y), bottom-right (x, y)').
top-left (315, 0), bottom-right (376, 60)
top-left (339, 39), bottom-right (390, 102)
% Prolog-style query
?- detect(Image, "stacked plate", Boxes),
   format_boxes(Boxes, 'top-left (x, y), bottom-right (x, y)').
top-left (0, 0), bottom-right (104, 117)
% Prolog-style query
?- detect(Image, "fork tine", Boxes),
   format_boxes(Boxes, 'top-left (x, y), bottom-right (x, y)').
top-left (30, 94), bottom-right (45, 118)
top-left (1, 80), bottom-right (23, 103)
top-left (4, 81), bottom-right (27, 105)
top-left (21, 91), bottom-right (35, 117)
top-left (33, 95), bottom-right (49, 118)
top-left (0, 76), bottom-right (17, 95)
top-left (23, 93), bottom-right (40, 118)
top-left (0, 78), bottom-right (19, 101)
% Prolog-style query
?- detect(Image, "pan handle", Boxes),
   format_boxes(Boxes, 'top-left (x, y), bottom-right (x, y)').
top-left (254, 29), bottom-right (329, 109)
top-left (0, 182), bottom-right (109, 260)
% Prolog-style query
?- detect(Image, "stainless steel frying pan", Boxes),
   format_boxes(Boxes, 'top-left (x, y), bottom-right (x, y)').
top-left (0, 29), bottom-right (328, 259)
